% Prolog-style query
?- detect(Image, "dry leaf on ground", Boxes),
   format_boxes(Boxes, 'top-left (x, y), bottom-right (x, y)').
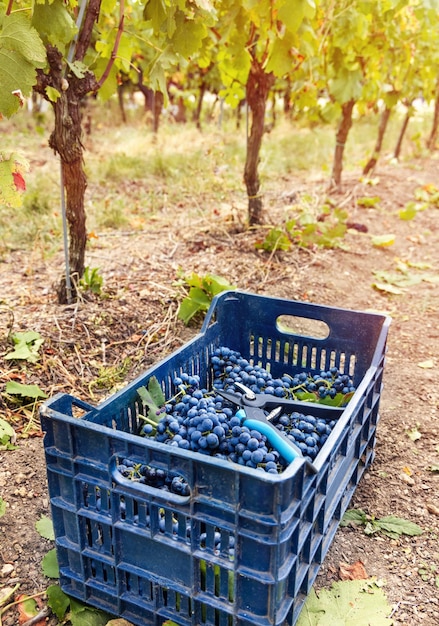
top-left (339, 560), bottom-right (368, 580)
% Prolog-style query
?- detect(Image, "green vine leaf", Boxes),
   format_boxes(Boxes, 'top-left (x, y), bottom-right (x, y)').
top-left (42, 548), bottom-right (60, 578)
top-left (329, 67), bottom-right (364, 103)
top-left (297, 578), bottom-right (393, 625)
top-left (177, 273), bottom-right (235, 325)
top-left (137, 376), bottom-right (166, 424)
top-left (376, 516), bottom-right (423, 539)
top-left (35, 515), bottom-right (55, 540)
top-left (0, 416), bottom-right (16, 449)
top-left (46, 585), bottom-right (70, 621)
top-left (4, 330), bottom-right (44, 363)
top-left (69, 597), bottom-right (112, 625)
top-left (341, 509), bottom-right (423, 540)
top-left (31, 0), bottom-right (78, 51)
top-left (0, 13), bottom-right (46, 117)
top-left (5, 381), bottom-right (47, 399)
top-left (66, 60), bottom-right (88, 79)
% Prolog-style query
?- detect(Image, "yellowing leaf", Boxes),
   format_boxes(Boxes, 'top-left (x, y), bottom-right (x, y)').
top-left (407, 426), bottom-right (421, 442)
top-left (372, 282), bottom-right (403, 295)
top-left (0, 158), bottom-right (22, 207)
top-left (360, 176), bottom-right (380, 186)
top-left (399, 205), bottom-right (417, 220)
top-left (16, 594), bottom-right (43, 622)
top-left (417, 359), bottom-right (434, 369)
top-left (372, 234), bottom-right (395, 247)
top-left (266, 32), bottom-right (296, 77)
top-left (45, 86), bottom-right (61, 102)
top-left (277, 0), bottom-right (315, 33)
top-left (357, 196), bottom-right (381, 207)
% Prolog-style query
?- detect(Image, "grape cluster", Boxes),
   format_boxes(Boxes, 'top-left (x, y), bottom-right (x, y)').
top-left (270, 411), bottom-right (335, 460)
top-left (143, 374), bottom-right (285, 473)
top-left (211, 346), bottom-right (356, 404)
top-left (117, 458), bottom-right (190, 496)
top-left (136, 359), bottom-right (341, 474)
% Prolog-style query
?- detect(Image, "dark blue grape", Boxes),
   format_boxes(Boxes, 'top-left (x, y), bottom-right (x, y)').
top-left (247, 437), bottom-right (260, 451)
top-left (242, 449), bottom-right (252, 462)
top-left (265, 461), bottom-right (278, 472)
top-left (198, 436), bottom-right (208, 449)
top-left (206, 433), bottom-right (219, 449)
top-left (251, 449), bottom-right (265, 465)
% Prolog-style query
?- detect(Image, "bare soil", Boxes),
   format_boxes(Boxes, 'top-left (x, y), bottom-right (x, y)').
top-left (0, 155), bottom-right (438, 625)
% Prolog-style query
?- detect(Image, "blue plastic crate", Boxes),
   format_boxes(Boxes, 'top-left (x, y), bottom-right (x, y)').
top-left (40, 291), bottom-right (390, 626)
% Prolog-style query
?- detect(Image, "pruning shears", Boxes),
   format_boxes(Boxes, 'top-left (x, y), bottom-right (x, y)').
top-left (216, 382), bottom-right (318, 472)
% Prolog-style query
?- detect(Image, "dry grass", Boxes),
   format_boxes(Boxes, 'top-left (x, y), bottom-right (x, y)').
top-left (0, 98), bottom-right (433, 257)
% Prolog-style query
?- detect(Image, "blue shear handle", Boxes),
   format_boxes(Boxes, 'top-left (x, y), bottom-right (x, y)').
top-left (236, 409), bottom-right (300, 464)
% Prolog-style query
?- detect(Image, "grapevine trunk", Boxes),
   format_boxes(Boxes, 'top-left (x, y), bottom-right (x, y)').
top-left (393, 105), bottom-right (412, 160)
top-left (244, 58), bottom-right (275, 225)
top-left (426, 76), bottom-right (439, 150)
top-left (330, 99), bottom-right (355, 191)
top-left (48, 75), bottom-right (90, 303)
top-left (363, 105), bottom-right (392, 176)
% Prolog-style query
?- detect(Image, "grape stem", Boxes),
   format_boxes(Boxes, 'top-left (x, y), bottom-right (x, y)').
top-left (138, 414), bottom-right (161, 427)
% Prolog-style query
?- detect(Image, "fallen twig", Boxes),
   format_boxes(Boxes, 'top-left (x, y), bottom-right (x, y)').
top-left (21, 606), bottom-right (51, 626)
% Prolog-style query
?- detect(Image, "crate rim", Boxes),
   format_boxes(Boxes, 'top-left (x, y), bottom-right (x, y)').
top-left (79, 289), bottom-right (392, 416)
top-left (201, 289), bottom-right (392, 335)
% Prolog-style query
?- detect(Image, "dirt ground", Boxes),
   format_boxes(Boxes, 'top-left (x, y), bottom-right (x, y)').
top-left (0, 154), bottom-right (438, 625)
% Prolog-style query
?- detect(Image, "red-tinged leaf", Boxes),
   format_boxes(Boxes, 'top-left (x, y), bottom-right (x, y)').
top-left (13, 171), bottom-right (26, 191)
top-left (16, 594), bottom-right (45, 625)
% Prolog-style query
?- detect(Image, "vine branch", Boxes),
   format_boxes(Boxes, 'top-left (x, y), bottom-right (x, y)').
top-left (96, 0), bottom-right (125, 89)
top-left (74, 0), bottom-right (102, 62)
